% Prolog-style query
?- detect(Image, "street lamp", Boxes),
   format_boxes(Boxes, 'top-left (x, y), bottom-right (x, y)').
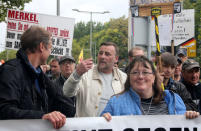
top-left (72, 9), bottom-right (110, 60)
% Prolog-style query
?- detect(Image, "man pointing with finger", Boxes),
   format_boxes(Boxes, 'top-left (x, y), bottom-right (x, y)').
top-left (63, 42), bottom-right (127, 117)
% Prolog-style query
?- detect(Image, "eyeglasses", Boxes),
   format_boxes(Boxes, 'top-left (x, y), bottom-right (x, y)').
top-left (130, 71), bottom-right (153, 76)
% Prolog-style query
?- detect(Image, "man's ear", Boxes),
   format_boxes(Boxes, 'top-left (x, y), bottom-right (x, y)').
top-left (39, 42), bottom-right (45, 52)
top-left (115, 56), bottom-right (119, 63)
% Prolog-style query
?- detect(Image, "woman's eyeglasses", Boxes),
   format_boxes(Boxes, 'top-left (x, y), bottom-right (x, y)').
top-left (130, 71), bottom-right (153, 76)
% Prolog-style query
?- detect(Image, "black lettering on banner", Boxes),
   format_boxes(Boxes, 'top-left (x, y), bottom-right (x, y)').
top-left (62, 39), bottom-right (68, 47)
top-left (138, 128), bottom-right (150, 131)
top-left (14, 41), bottom-right (21, 49)
top-left (7, 32), bottom-right (15, 39)
top-left (155, 128), bottom-right (166, 131)
top-left (51, 47), bottom-right (64, 55)
top-left (90, 129), bottom-right (112, 131)
top-left (98, 129), bottom-right (112, 131)
top-left (169, 128), bottom-right (181, 131)
top-left (52, 38), bottom-right (56, 45)
top-left (184, 127), bottom-right (197, 131)
top-left (124, 128), bottom-right (135, 131)
top-left (66, 48), bottom-right (69, 55)
top-left (6, 41), bottom-right (12, 48)
top-left (56, 38), bottom-right (61, 46)
top-left (17, 34), bottom-right (22, 40)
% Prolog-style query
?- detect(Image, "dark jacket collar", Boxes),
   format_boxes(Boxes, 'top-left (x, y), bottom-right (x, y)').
top-left (165, 78), bottom-right (174, 90)
top-left (16, 49), bottom-right (42, 80)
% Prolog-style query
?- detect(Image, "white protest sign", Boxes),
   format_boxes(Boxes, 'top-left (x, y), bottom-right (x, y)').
top-left (172, 9), bottom-right (195, 46)
top-left (151, 9), bottom-right (194, 46)
top-left (0, 115), bottom-right (200, 131)
top-left (6, 9), bottom-right (75, 56)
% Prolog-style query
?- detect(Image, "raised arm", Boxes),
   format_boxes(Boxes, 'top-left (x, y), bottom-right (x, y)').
top-left (63, 58), bottom-right (93, 97)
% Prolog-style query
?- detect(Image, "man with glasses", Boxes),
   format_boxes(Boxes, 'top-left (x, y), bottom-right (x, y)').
top-left (63, 42), bottom-right (127, 117)
top-left (160, 52), bottom-right (197, 111)
top-left (53, 56), bottom-right (76, 111)
top-left (58, 56), bottom-right (76, 81)
top-left (181, 59), bottom-right (201, 113)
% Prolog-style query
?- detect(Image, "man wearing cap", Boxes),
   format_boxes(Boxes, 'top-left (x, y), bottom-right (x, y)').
top-left (63, 42), bottom-right (127, 117)
top-left (176, 48), bottom-right (188, 62)
top-left (181, 59), bottom-right (201, 113)
top-left (53, 55), bottom-right (76, 108)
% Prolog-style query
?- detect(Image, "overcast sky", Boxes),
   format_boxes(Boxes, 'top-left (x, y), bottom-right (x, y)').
top-left (0, 0), bottom-right (129, 51)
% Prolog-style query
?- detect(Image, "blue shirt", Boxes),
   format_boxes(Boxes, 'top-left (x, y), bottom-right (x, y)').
top-left (29, 63), bottom-right (42, 94)
top-left (101, 88), bottom-right (186, 116)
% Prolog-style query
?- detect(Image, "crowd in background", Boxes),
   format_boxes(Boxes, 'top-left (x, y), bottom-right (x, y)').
top-left (0, 25), bottom-right (200, 129)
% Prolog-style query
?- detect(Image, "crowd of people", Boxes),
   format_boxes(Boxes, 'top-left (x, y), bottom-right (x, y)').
top-left (0, 25), bottom-right (200, 129)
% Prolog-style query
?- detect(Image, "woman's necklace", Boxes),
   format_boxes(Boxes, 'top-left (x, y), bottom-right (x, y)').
top-left (141, 96), bottom-right (153, 115)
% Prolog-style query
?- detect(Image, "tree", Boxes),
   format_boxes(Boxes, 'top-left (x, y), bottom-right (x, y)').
top-left (0, 0), bottom-right (32, 22)
top-left (73, 21), bottom-right (104, 41)
top-left (183, 0), bottom-right (201, 62)
top-left (94, 16), bottom-right (128, 63)
top-left (72, 16), bottom-right (128, 67)
top-left (0, 49), bottom-right (17, 61)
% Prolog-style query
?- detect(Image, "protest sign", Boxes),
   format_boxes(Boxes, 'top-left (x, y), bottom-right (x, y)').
top-left (6, 9), bottom-right (75, 56)
top-left (151, 9), bottom-right (195, 46)
top-left (0, 115), bottom-right (200, 131)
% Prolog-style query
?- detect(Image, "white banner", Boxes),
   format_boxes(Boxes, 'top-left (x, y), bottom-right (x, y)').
top-left (151, 9), bottom-right (194, 46)
top-left (0, 115), bottom-right (200, 131)
top-left (6, 9), bottom-right (75, 56)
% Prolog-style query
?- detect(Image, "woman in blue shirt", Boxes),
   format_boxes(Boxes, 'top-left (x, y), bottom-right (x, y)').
top-left (101, 56), bottom-right (199, 121)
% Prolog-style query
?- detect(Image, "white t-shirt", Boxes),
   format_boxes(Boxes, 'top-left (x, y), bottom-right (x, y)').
top-left (97, 72), bottom-right (114, 116)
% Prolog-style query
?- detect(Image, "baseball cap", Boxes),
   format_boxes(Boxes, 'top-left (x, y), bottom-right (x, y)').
top-left (176, 48), bottom-right (187, 57)
top-left (59, 55), bottom-right (75, 64)
top-left (182, 59), bottom-right (200, 71)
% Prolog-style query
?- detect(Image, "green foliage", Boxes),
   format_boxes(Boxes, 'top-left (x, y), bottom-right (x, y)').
top-left (0, 0), bottom-right (32, 22)
top-left (73, 21), bottom-right (104, 41)
top-left (0, 49), bottom-right (17, 61)
top-left (72, 16), bottom-right (128, 67)
top-left (183, 0), bottom-right (201, 63)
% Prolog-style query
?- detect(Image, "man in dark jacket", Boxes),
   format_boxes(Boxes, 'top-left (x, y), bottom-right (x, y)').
top-left (53, 55), bottom-right (76, 106)
top-left (160, 52), bottom-right (198, 111)
top-left (181, 59), bottom-right (201, 113)
top-left (0, 26), bottom-right (75, 129)
top-left (48, 58), bottom-right (61, 80)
